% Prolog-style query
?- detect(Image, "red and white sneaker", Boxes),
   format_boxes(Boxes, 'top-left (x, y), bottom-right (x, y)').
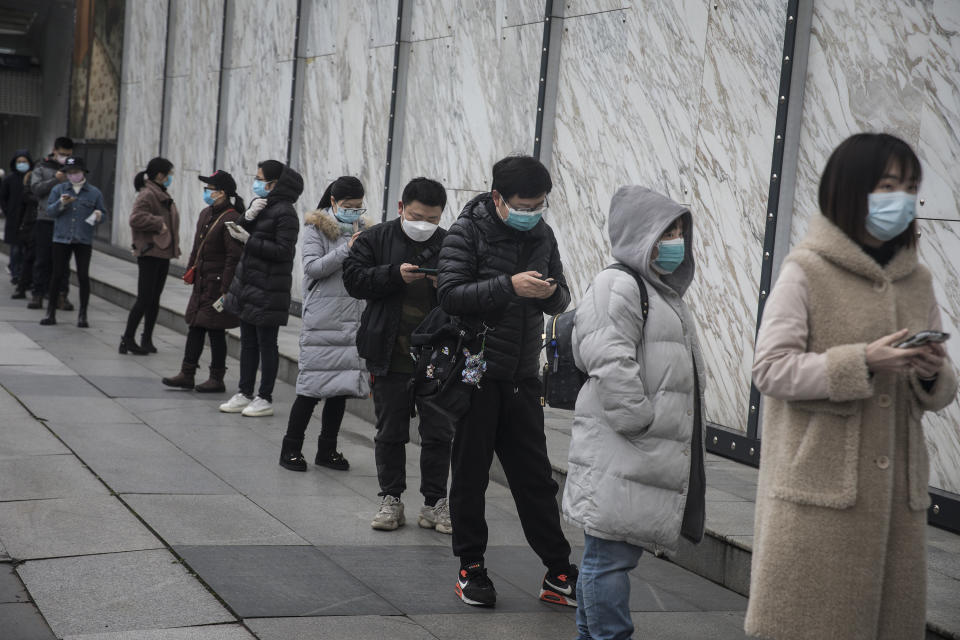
top-left (539, 564), bottom-right (578, 607)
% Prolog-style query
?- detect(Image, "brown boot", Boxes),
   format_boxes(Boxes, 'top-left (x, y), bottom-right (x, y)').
top-left (161, 361), bottom-right (198, 389)
top-left (57, 292), bottom-right (74, 311)
top-left (27, 294), bottom-right (43, 309)
top-left (194, 367), bottom-right (226, 393)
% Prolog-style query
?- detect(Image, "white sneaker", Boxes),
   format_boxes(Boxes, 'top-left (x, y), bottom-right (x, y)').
top-left (418, 497), bottom-right (453, 535)
top-left (219, 393), bottom-right (251, 413)
top-left (371, 495), bottom-right (405, 531)
top-left (241, 396), bottom-right (274, 417)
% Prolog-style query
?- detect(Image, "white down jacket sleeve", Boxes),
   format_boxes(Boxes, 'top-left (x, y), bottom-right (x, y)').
top-left (573, 269), bottom-right (654, 437)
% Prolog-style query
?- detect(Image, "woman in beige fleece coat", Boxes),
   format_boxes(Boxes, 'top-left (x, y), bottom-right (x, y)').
top-left (745, 133), bottom-right (957, 640)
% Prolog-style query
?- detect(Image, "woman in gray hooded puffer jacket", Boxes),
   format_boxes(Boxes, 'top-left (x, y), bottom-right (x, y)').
top-left (563, 186), bottom-right (707, 640)
top-left (279, 177), bottom-right (371, 472)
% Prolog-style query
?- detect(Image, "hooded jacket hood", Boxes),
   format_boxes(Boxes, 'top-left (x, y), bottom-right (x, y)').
top-left (9, 149), bottom-right (32, 173)
top-left (304, 208), bottom-right (372, 240)
top-left (267, 166), bottom-right (304, 204)
top-left (608, 185), bottom-right (695, 296)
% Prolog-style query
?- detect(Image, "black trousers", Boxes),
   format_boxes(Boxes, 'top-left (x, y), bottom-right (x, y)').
top-left (372, 372), bottom-right (453, 503)
top-left (34, 221), bottom-right (67, 298)
top-left (238, 321), bottom-right (280, 402)
top-left (15, 233), bottom-right (35, 294)
top-left (284, 394), bottom-right (348, 454)
top-left (184, 325), bottom-right (227, 369)
top-left (48, 243), bottom-right (91, 311)
top-left (449, 378), bottom-right (571, 572)
top-left (123, 256), bottom-right (170, 342)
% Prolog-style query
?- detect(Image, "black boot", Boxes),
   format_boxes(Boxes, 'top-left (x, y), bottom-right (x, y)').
top-left (279, 436), bottom-right (307, 472)
top-left (27, 294), bottom-right (43, 309)
top-left (77, 306), bottom-right (89, 328)
top-left (11, 288), bottom-right (26, 299)
top-left (315, 438), bottom-right (350, 471)
top-left (39, 300), bottom-right (56, 325)
top-left (161, 361), bottom-right (198, 389)
top-left (140, 332), bottom-right (157, 354)
top-left (119, 335), bottom-right (149, 355)
top-left (57, 291), bottom-right (74, 311)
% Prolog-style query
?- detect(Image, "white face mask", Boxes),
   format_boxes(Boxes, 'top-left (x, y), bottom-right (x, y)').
top-left (401, 216), bottom-right (438, 242)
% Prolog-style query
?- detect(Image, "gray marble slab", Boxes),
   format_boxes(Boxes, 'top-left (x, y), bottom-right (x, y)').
top-left (247, 616), bottom-right (435, 640)
top-left (17, 550), bottom-right (234, 637)
top-left (0, 497), bottom-right (161, 560)
top-left (222, 0), bottom-right (297, 69)
top-left (78, 450), bottom-right (235, 495)
top-left (61, 627), bottom-right (256, 640)
top-left (0, 564), bottom-right (28, 603)
top-left (166, 0), bottom-right (223, 77)
top-left (121, 0), bottom-right (168, 85)
top-left (0, 455), bottom-right (109, 501)
top-left (562, 0), bottom-right (631, 18)
top-left (410, 612), bottom-right (578, 640)
top-left (0, 603), bottom-right (56, 640)
top-left (122, 494), bottom-right (307, 546)
top-left (0, 417), bottom-right (70, 459)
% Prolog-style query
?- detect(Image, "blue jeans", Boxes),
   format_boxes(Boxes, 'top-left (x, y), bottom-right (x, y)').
top-left (576, 533), bottom-right (643, 640)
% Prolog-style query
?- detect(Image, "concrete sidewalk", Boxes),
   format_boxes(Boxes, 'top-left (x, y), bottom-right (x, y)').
top-left (0, 273), bottom-right (752, 637)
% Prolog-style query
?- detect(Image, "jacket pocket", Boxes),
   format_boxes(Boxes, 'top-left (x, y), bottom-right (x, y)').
top-left (769, 406), bottom-right (861, 509)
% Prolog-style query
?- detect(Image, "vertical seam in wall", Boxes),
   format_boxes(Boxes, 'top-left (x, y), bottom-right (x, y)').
top-left (532, 0), bottom-right (554, 159)
top-left (212, 0), bottom-right (229, 170)
top-left (158, 0), bottom-right (173, 156)
top-left (534, 1), bottom-right (564, 168)
top-left (383, 0), bottom-right (411, 221)
top-left (285, 0), bottom-right (304, 166)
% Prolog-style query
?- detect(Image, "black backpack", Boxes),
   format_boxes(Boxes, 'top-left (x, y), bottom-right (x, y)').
top-left (541, 264), bottom-right (648, 410)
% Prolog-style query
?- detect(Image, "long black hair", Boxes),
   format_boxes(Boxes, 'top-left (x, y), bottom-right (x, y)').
top-left (134, 157), bottom-right (174, 191)
top-left (819, 133), bottom-right (921, 249)
top-left (317, 176), bottom-right (365, 209)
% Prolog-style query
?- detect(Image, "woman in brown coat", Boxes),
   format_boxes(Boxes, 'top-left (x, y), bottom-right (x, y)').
top-left (121, 157), bottom-right (180, 354)
top-left (745, 133), bottom-right (957, 640)
top-left (162, 170), bottom-right (244, 392)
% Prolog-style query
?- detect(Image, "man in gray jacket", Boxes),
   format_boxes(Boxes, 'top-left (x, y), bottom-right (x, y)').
top-left (29, 136), bottom-right (74, 310)
top-left (563, 186), bottom-right (707, 639)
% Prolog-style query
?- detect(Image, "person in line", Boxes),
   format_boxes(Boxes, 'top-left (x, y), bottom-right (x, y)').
top-left (437, 155), bottom-right (578, 608)
top-left (2, 150), bottom-right (33, 289)
top-left (342, 177), bottom-right (453, 534)
top-left (162, 170), bottom-right (244, 392)
top-left (30, 137), bottom-right (74, 311)
top-left (219, 160), bottom-right (303, 417)
top-left (279, 176), bottom-right (370, 472)
top-left (745, 133), bottom-right (957, 640)
top-left (564, 187), bottom-right (707, 639)
top-left (40, 157), bottom-right (105, 327)
top-left (121, 157), bottom-right (180, 355)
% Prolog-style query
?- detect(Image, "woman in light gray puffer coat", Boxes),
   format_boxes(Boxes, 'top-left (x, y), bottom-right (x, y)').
top-left (563, 186), bottom-right (707, 640)
top-left (279, 177), bottom-right (371, 473)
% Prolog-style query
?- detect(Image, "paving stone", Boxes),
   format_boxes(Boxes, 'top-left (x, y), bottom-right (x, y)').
top-left (0, 602), bottom-right (57, 639)
top-left (61, 624), bottom-right (257, 640)
top-left (627, 611), bottom-right (749, 639)
top-left (0, 455), bottom-right (108, 501)
top-left (328, 545), bottom-right (551, 615)
top-left (52, 422), bottom-right (183, 458)
top-left (123, 494), bottom-right (306, 546)
top-left (411, 611), bottom-right (577, 639)
top-left (201, 455), bottom-right (392, 498)
top-left (76, 451), bottom-right (235, 495)
top-left (85, 375), bottom-right (193, 399)
top-left (247, 615), bottom-right (436, 640)
top-left (705, 501), bottom-right (757, 537)
top-left (0, 497), bottom-right (160, 560)
top-left (60, 357), bottom-right (157, 378)
top-left (175, 545), bottom-right (399, 618)
top-left (0, 373), bottom-right (102, 398)
top-left (249, 494), bottom-right (449, 547)
top-left (17, 550), bottom-right (234, 637)
top-left (0, 416), bottom-right (70, 459)
top-left (0, 563), bottom-right (30, 603)
top-left (146, 423), bottom-right (275, 459)
top-left (16, 396), bottom-right (141, 424)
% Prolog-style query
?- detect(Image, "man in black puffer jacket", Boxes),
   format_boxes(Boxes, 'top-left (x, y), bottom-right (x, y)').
top-left (343, 178), bottom-right (454, 535)
top-left (221, 160), bottom-right (302, 418)
top-left (438, 155), bottom-right (577, 609)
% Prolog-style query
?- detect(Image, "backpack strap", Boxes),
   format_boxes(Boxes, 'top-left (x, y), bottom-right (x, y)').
top-left (605, 263), bottom-right (648, 324)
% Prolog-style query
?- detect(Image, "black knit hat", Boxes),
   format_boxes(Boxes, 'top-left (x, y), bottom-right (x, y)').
top-left (199, 170), bottom-right (237, 195)
top-left (62, 156), bottom-right (87, 173)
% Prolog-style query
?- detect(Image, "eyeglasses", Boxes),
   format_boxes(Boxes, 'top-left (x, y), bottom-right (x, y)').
top-left (498, 193), bottom-right (549, 213)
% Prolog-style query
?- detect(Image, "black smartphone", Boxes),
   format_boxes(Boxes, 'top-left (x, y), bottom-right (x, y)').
top-left (895, 330), bottom-right (950, 348)
top-left (413, 268), bottom-right (438, 275)
top-left (537, 275), bottom-right (556, 284)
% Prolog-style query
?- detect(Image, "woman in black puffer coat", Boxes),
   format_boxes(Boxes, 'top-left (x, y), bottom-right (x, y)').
top-left (220, 160), bottom-right (303, 417)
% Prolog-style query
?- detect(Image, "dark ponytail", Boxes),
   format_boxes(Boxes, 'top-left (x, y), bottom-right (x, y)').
top-left (134, 157), bottom-right (174, 191)
top-left (317, 176), bottom-right (365, 209)
top-left (231, 194), bottom-right (246, 212)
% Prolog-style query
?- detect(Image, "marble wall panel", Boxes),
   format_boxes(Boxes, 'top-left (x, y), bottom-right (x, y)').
top-left (916, 220), bottom-right (960, 495)
top-left (684, 1), bottom-right (785, 432)
top-left (396, 16), bottom-right (542, 195)
top-left (222, 0), bottom-right (297, 69)
top-left (121, 0), bottom-right (169, 84)
top-left (166, 0), bottom-right (223, 77)
top-left (547, 4), bottom-right (709, 302)
top-left (917, 1), bottom-right (960, 222)
top-left (562, 0), bottom-right (631, 18)
top-left (789, 0), bottom-right (928, 248)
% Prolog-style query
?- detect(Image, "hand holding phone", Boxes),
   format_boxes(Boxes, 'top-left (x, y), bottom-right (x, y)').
top-left (412, 267), bottom-right (438, 275)
top-left (213, 296), bottom-right (225, 313)
top-left (895, 330), bottom-right (950, 349)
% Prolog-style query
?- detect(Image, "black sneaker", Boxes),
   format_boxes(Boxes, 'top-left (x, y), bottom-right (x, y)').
top-left (315, 450), bottom-right (349, 471)
top-left (456, 562), bottom-right (496, 607)
top-left (539, 564), bottom-right (578, 607)
top-left (279, 451), bottom-right (307, 472)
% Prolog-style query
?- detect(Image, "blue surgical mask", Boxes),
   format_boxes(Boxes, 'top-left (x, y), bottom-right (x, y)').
top-left (334, 205), bottom-right (365, 224)
top-left (203, 189), bottom-right (217, 206)
top-left (253, 179), bottom-right (270, 198)
top-left (15, 162), bottom-right (29, 173)
top-left (163, 175), bottom-right (173, 188)
top-left (653, 238), bottom-right (685, 274)
top-left (866, 191), bottom-right (916, 241)
top-left (505, 210), bottom-right (543, 231)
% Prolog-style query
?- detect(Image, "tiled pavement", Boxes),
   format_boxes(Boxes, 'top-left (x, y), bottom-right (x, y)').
top-left (0, 276), bottom-right (751, 638)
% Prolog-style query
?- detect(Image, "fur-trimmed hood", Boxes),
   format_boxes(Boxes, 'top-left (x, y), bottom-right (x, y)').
top-left (304, 208), bottom-right (373, 240)
top-left (798, 214), bottom-right (917, 284)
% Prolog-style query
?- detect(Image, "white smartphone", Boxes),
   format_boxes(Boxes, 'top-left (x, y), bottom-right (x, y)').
top-left (212, 296), bottom-right (225, 313)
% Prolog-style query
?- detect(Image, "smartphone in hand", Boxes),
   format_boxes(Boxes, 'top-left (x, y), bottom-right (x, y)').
top-left (412, 268), bottom-right (438, 275)
top-left (895, 330), bottom-right (950, 348)
top-left (212, 296), bottom-right (225, 313)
